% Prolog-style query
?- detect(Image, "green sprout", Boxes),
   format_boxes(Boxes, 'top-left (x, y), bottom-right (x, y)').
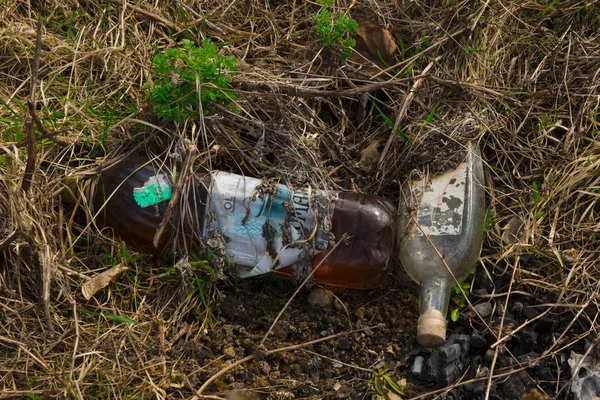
top-left (310, 0), bottom-right (358, 59)
top-left (370, 368), bottom-right (405, 398)
top-left (450, 281), bottom-right (471, 322)
top-left (146, 38), bottom-right (238, 122)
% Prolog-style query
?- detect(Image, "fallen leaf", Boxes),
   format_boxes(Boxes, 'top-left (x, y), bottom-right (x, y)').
top-left (82, 264), bottom-right (128, 300)
top-left (353, 20), bottom-right (398, 66)
top-left (358, 139), bottom-right (382, 170)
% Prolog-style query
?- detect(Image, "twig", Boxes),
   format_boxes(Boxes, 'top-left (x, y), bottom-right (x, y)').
top-left (484, 255), bottom-right (518, 400)
top-left (406, 364), bottom-right (530, 400)
top-left (428, 76), bottom-right (522, 106)
top-left (109, 0), bottom-right (179, 31)
top-left (229, 75), bottom-right (427, 98)
top-left (0, 230), bottom-right (19, 252)
top-left (70, 301), bottom-right (84, 400)
top-left (191, 324), bottom-right (384, 399)
top-left (21, 18), bottom-right (42, 193)
top-left (152, 150), bottom-right (194, 248)
top-left (259, 237), bottom-right (346, 347)
top-left (470, 0), bottom-right (491, 31)
top-left (0, 335), bottom-right (50, 372)
top-left (377, 60), bottom-right (438, 168)
top-left (372, 28), bottom-right (466, 80)
top-left (0, 390), bottom-right (51, 400)
top-left (0, 126), bottom-right (71, 156)
top-left (22, 18), bottom-right (55, 337)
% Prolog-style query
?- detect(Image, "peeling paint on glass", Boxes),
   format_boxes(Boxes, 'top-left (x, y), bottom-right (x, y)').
top-left (412, 163), bottom-right (467, 236)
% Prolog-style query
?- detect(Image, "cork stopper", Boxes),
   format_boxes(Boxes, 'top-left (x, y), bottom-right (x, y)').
top-left (417, 309), bottom-right (447, 348)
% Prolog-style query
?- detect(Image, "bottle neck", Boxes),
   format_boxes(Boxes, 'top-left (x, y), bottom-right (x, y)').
top-left (419, 276), bottom-right (452, 317)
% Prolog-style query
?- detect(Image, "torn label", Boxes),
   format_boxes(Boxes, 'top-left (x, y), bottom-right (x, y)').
top-left (411, 163), bottom-right (467, 236)
top-left (133, 174), bottom-right (172, 208)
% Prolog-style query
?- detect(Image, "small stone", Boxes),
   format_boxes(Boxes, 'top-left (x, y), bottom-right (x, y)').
top-left (514, 329), bottom-right (538, 355)
top-left (412, 356), bottom-right (425, 375)
top-left (473, 302), bottom-right (493, 318)
top-left (493, 310), bottom-right (516, 330)
top-left (472, 380), bottom-right (485, 395)
top-left (517, 352), bottom-right (540, 366)
top-left (534, 367), bottom-right (555, 381)
top-left (470, 332), bottom-right (486, 349)
top-left (224, 345), bottom-right (236, 359)
top-left (502, 216), bottom-right (525, 244)
top-left (523, 305), bottom-right (540, 320)
top-left (354, 309), bottom-right (365, 320)
top-left (308, 288), bottom-right (334, 309)
top-left (511, 301), bottom-right (524, 314)
top-left (474, 269), bottom-right (494, 292)
top-left (472, 288), bottom-right (489, 296)
top-left (485, 349), bottom-right (495, 363)
top-left (258, 360), bottom-right (271, 375)
top-left (339, 338), bottom-right (351, 350)
top-left (440, 343), bottom-right (461, 363)
top-left (439, 363), bottom-right (460, 386)
top-left (535, 316), bottom-right (556, 334)
top-left (455, 334), bottom-right (471, 354)
top-left (421, 335), bottom-right (470, 386)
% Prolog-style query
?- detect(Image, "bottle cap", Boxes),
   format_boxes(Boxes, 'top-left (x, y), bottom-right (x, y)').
top-left (417, 309), bottom-right (447, 348)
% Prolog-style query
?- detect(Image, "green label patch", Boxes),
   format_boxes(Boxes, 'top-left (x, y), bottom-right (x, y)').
top-left (133, 174), bottom-right (172, 208)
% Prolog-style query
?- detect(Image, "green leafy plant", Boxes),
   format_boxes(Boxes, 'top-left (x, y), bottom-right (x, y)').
top-left (79, 309), bottom-right (139, 325)
top-left (370, 368), bottom-right (404, 398)
top-left (484, 208), bottom-right (495, 232)
top-left (146, 38), bottom-right (238, 122)
top-left (531, 181), bottom-right (545, 219)
top-left (450, 281), bottom-right (471, 322)
top-left (310, 0), bottom-right (358, 59)
top-left (373, 102), bottom-right (410, 142)
top-left (159, 250), bottom-right (220, 306)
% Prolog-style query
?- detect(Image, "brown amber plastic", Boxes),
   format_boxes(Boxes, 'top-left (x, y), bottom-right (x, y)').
top-left (67, 159), bottom-right (396, 289)
top-left (84, 158), bottom-right (208, 255)
top-left (280, 193), bottom-right (397, 289)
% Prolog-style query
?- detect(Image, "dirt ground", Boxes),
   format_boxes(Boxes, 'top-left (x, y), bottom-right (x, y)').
top-left (1, 1), bottom-right (600, 399)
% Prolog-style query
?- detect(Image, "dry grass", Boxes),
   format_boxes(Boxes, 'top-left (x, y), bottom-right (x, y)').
top-left (1, 0), bottom-right (600, 399)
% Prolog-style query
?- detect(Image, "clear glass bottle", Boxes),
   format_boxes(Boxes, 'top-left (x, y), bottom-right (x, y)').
top-left (397, 142), bottom-right (486, 347)
top-left (64, 158), bottom-right (397, 289)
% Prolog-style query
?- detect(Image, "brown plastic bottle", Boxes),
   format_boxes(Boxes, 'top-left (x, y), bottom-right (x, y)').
top-left (64, 158), bottom-right (396, 289)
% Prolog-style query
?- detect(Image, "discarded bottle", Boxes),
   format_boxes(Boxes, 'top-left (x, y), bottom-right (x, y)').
top-left (397, 142), bottom-right (486, 347)
top-left (64, 158), bottom-right (397, 289)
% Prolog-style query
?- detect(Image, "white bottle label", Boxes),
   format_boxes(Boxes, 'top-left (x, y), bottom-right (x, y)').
top-left (411, 163), bottom-right (467, 236)
top-left (204, 172), bottom-right (326, 275)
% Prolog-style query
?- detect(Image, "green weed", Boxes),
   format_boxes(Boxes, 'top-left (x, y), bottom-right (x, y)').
top-left (531, 181), bottom-right (545, 219)
top-left (145, 38), bottom-right (239, 123)
top-left (79, 309), bottom-right (139, 325)
top-left (425, 101), bottom-right (440, 124)
top-left (310, 0), bottom-right (358, 59)
top-left (373, 102), bottom-right (410, 142)
top-left (484, 208), bottom-right (495, 232)
top-left (370, 368), bottom-right (404, 398)
top-left (450, 281), bottom-right (471, 322)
